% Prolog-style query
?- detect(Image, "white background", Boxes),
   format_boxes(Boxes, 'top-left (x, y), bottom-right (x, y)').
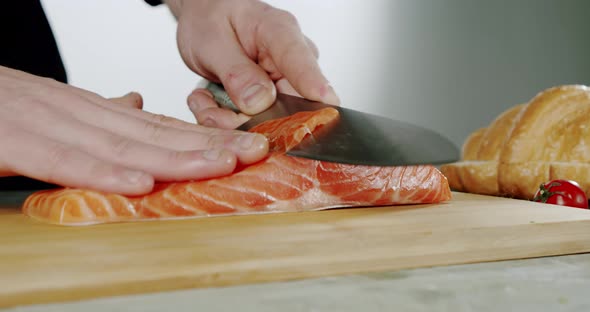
top-left (40, 0), bottom-right (590, 147)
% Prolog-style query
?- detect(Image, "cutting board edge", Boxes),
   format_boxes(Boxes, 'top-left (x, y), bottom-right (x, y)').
top-left (2, 218), bottom-right (590, 309)
top-left (2, 250), bottom-right (588, 309)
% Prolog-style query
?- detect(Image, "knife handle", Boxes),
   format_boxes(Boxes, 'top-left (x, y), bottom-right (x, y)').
top-left (198, 80), bottom-right (241, 113)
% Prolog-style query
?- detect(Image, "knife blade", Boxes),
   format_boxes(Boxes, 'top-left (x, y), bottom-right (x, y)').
top-left (203, 81), bottom-right (459, 166)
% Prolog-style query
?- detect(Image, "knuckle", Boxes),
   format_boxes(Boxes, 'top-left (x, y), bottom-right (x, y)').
top-left (5, 87), bottom-right (52, 116)
top-left (281, 39), bottom-right (304, 56)
top-left (277, 44), bottom-right (309, 73)
top-left (151, 113), bottom-right (177, 126)
top-left (109, 135), bottom-right (133, 158)
top-left (144, 116), bottom-right (169, 142)
top-left (26, 98), bottom-right (55, 116)
top-left (166, 117), bottom-right (191, 129)
top-left (167, 150), bottom-right (188, 163)
top-left (222, 63), bottom-right (258, 89)
top-left (148, 113), bottom-right (192, 135)
top-left (37, 76), bottom-right (61, 87)
top-left (273, 9), bottom-right (299, 26)
top-left (207, 134), bottom-right (226, 149)
top-left (17, 86), bottom-right (84, 117)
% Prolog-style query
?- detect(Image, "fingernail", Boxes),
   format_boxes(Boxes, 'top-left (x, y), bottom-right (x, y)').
top-left (320, 83), bottom-right (340, 105)
top-left (124, 170), bottom-right (147, 184)
top-left (242, 83), bottom-right (271, 109)
top-left (200, 90), bottom-right (214, 99)
top-left (188, 90), bottom-right (213, 110)
top-left (188, 98), bottom-right (198, 112)
top-left (201, 118), bottom-right (216, 127)
top-left (203, 149), bottom-right (222, 161)
top-left (238, 134), bottom-right (257, 150)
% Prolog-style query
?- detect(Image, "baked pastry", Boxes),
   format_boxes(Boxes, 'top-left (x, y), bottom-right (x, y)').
top-left (440, 84), bottom-right (590, 200)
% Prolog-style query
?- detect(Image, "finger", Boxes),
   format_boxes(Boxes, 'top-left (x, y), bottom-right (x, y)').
top-left (305, 35), bottom-right (320, 59)
top-left (25, 81), bottom-right (269, 165)
top-left (187, 89), bottom-right (250, 129)
top-left (90, 96), bottom-right (268, 166)
top-left (0, 124), bottom-right (153, 195)
top-left (5, 67), bottom-right (242, 137)
top-left (17, 93), bottom-right (267, 166)
top-left (18, 108), bottom-right (238, 181)
top-left (258, 10), bottom-right (340, 106)
top-left (275, 78), bottom-right (301, 97)
top-left (187, 88), bottom-right (216, 115)
top-left (190, 24), bottom-right (277, 115)
top-left (108, 92), bottom-right (143, 109)
top-left (260, 35), bottom-right (319, 81)
top-left (66, 83), bottom-right (239, 135)
top-left (193, 107), bottom-right (250, 129)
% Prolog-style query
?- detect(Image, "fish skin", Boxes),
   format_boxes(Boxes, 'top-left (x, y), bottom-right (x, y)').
top-left (22, 108), bottom-right (451, 226)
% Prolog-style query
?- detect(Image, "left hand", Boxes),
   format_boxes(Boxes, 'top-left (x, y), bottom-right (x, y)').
top-left (164, 0), bottom-right (340, 129)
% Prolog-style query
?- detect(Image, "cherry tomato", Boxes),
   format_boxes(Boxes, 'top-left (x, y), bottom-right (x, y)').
top-left (533, 179), bottom-right (588, 209)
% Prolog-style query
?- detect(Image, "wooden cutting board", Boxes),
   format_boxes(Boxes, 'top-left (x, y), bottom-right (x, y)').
top-left (2, 191), bottom-right (590, 308)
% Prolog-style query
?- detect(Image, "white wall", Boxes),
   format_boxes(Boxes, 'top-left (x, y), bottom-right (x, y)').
top-left (40, 0), bottom-right (387, 121)
top-left (41, 0), bottom-right (590, 147)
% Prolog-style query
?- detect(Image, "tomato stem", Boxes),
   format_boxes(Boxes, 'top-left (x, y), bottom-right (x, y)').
top-left (533, 182), bottom-right (565, 203)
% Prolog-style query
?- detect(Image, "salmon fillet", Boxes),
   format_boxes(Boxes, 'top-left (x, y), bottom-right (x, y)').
top-left (22, 107), bottom-right (452, 225)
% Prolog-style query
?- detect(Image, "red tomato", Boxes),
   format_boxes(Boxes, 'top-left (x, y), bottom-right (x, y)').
top-left (533, 179), bottom-right (588, 209)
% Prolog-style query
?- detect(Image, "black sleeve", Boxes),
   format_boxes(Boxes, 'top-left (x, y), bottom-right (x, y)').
top-left (0, 0), bottom-right (67, 84)
top-left (144, 0), bottom-right (163, 6)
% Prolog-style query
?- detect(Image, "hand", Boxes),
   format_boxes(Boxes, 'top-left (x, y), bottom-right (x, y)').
top-left (164, 0), bottom-right (340, 129)
top-left (0, 66), bottom-right (269, 195)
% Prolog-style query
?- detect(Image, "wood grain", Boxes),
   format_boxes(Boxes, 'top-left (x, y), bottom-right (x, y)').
top-left (2, 192), bottom-right (590, 308)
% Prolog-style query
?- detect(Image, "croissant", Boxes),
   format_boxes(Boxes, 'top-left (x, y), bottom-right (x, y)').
top-left (440, 84), bottom-right (590, 200)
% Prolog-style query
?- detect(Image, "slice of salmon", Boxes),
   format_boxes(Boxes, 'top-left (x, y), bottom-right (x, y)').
top-left (22, 107), bottom-right (452, 226)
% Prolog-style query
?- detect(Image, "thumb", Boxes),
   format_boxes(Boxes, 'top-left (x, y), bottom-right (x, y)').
top-left (108, 92), bottom-right (143, 109)
top-left (189, 32), bottom-right (276, 116)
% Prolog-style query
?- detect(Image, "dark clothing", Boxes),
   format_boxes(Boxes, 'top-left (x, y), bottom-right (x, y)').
top-left (0, 0), bottom-right (68, 83)
top-left (0, 0), bottom-right (161, 190)
top-left (144, 0), bottom-right (164, 6)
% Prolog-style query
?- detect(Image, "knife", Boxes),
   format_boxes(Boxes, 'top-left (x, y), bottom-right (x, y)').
top-left (203, 81), bottom-right (459, 166)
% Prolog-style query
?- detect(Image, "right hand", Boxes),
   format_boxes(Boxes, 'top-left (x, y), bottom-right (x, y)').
top-left (0, 66), bottom-right (269, 195)
top-left (164, 0), bottom-right (340, 130)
